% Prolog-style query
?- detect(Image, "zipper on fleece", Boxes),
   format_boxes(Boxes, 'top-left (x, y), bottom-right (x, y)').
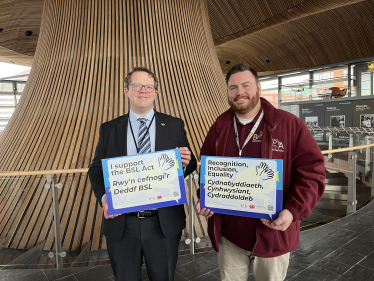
top-left (251, 115), bottom-right (283, 257)
top-left (250, 220), bottom-right (260, 259)
top-left (268, 116), bottom-right (283, 159)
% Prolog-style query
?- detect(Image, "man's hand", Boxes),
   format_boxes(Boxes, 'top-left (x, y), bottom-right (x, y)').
top-left (103, 195), bottom-right (120, 219)
top-left (178, 147), bottom-right (191, 167)
top-left (195, 200), bottom-right (214, 218)
top-left (260, 209), bottom-right (293, 231)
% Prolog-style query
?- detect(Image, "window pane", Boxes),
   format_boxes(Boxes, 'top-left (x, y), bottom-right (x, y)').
top-left (17, 83), bottom-right (25, 92)
top-left (281, 87), bottom-right (296, 102)
top-left (281, 86), bottom-right (311, 102)
top-left (262, 91), bottom-right (278, 108)
top-left (281, 74), bottom-right (309, 102)
top-left (0, 83), bottom-right (13, 92)
top-left (313, 67), bottom-right (348, 99)
top-left (0, 100), bottom-right (15, 106)
top-left (0, 108), bottom-right (15, 118)
top-left (361, 72), bottom-right (371, 96)
top-left (0, 95), bottom-right (15, 105)
top-left (282, 74), bottom-right (309, 85)
top-left (261, 88), bottom-right (277, 98)
top-left (260, 79), bottom-right (278, 90)
top-left (0, 94), bottom-right (15, 100)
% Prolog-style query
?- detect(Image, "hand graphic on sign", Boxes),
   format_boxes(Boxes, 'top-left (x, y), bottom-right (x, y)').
top-left (158, 153), bottom-right (175, 170)
top-left (256, 162), bottom-right (274, 181)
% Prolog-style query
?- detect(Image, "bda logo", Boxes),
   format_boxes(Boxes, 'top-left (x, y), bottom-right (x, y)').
top-left (253, 131), bottom-right (262, 142)
top-left (272, 139), bottom-right (284, 152)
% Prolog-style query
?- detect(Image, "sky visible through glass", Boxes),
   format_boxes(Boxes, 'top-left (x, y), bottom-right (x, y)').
top-left (0, 62), bottom-right (30, 79)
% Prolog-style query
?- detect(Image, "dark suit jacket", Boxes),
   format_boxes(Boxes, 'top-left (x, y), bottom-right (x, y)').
top-left (89, 111), bottom-right (197, 241)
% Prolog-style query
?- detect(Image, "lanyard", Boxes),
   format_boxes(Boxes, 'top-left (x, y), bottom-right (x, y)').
top-left (129, 113), bottom-right (156, 153)
top-left (233, 109), bottom-right (264, 157)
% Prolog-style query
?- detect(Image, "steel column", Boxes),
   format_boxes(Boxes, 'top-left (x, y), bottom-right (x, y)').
top-left (328, 133), bottom-right (333, 161)
top-left (365, 136), bottom-right (371, 177)
top-left (372, 147), bottom-right (374, 199)
top-left (189, 175), bottom-right (195, 255)
top-left (45, 174), bottom-right (65, 269)
top-left (347, 152), bottom-right (357, 214)
top-left (349, 134), bottom-right (354, 147)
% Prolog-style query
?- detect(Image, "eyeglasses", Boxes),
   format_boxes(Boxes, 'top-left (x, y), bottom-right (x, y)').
top-left (130, 84), bottom-right (155, 93)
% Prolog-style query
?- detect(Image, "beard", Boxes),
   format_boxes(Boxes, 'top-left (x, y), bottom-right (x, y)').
top-left (228, 89), bottom-right (261, 116)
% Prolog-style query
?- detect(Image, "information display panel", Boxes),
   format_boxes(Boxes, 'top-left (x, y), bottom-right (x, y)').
top-left (200, 156), bottom-right (283, 220)
top-left (324, 101), bottom-right (353, 128)
top-left (299, 103), bottom-right (325, 127)
top-left (353, 99), bottom-right (374, 128)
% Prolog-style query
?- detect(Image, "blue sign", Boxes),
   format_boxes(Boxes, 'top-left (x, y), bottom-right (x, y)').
top-left (200, 156), bottom-right (283, 220)
top-left (102, 149), bottom-right (187, 215)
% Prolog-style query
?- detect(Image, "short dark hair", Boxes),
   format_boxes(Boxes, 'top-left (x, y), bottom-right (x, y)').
top-left (225, 63), bottom-right (259, 84)
top-left (124, 67), bottom-right (158, 90)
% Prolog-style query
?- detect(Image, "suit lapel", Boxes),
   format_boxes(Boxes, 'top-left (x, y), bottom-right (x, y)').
top-left (155, 112), bottom-right (166, 151)
top-left (117, 114), bottom-right (129, 156)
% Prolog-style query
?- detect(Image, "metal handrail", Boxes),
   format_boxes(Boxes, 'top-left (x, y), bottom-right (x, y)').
top-left (2, 143), bottom-right (374, 177)
top-left (321, 143), bottom-right (374, 154)
top-left (308, 126), bottom-right (374, 134)
top-left (0, 168), bottom-right (88, 177)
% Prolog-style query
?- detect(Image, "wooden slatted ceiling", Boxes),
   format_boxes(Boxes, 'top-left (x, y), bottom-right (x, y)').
top-left (0, 0), bottom-right (43, 63)
top-left (0, 0), bottom-right (227, 251)
top-left (208, 0), bottom-right (304, 42)
top-left (0, 46), bottom-right (33, 65)
top-left (216, 0), bottom-right (374, 74)
top-left (208, 0), bottom-right (365, 46)
top-left (0, 0), bottom-right (372, 72)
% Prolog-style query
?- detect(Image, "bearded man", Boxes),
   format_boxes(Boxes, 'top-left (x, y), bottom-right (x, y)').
top-left (196, 63), bottom-right (325, 281)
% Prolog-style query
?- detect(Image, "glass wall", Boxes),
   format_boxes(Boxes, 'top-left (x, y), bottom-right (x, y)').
top-left (350, 65), bottom-right (356, 97)
top-left (361, 72), bottom-right (371, 96)
top-left (0, 81), bottom-right (25, 135)
top-left (313, 66), bottom-right (348, 99)
top-left (0, 82), bottom-right (13, 92)
top-left (260, 79), bottom-right (278, 108)
top-left (281, 74), bottom-right (310, 102)
top-left (258, 58), bottom-right (374, 106)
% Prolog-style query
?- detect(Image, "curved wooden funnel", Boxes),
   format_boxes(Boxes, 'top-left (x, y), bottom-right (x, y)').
top-left (0, 0), bottom-right (227, 251)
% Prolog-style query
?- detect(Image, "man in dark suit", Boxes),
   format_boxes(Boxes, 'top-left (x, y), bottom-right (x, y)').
top-left (89, 67), bottom-right (197, 281)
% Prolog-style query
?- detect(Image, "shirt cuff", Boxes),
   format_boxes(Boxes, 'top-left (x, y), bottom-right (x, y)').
top-left (101, 194), bottom-right (106, 204)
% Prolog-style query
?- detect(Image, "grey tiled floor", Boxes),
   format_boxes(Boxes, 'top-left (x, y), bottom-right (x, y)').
top-left (0, 201), bottom-right (374, 280)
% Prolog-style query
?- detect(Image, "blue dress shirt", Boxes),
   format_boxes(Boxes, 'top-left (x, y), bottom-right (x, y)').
top-left (126, 108), bottom-right (156, 155)
top-left (102, 108), bottom-right (156, 204)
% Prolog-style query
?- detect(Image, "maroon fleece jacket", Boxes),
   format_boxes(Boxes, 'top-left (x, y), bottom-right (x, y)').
top-left (199, 98), bottom-right (325, 258)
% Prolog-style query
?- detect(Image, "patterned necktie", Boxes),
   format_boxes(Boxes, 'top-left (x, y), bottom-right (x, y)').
top-left (137, 118), bottom-right (151, 154)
